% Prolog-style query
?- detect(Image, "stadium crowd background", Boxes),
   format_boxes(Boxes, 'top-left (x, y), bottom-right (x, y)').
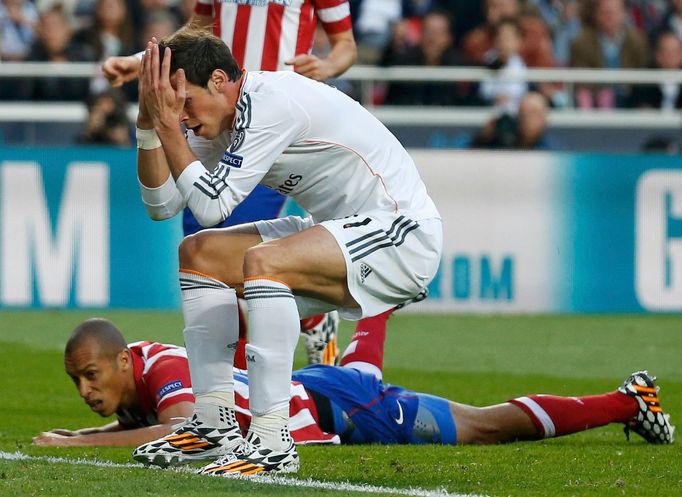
top-left (1, 0), bottom-right (681, 150)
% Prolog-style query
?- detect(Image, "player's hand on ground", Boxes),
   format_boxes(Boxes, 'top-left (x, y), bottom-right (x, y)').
top-left (102, 55), bottom-right (141, 87)
top-left (139, 41), bottom-right (186, 130)
top-left (285, 54), bottom-right (332, 81)
top-left (32, 432), bottom-right (75, 446)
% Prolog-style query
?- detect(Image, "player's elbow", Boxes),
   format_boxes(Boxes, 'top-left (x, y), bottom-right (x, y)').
top-left (187, 200), bottom-right (230, 228)
top-left (143, 204), bottom-right (179, 221)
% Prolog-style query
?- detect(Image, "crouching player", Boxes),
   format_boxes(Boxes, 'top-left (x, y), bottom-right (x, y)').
top-left (34, 318), bottom-right (675, 466)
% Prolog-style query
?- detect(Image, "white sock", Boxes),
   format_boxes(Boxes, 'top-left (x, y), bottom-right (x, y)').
top-left (193, 395), bottom-right (239, 429)
top-left (249, 408), bottom-right (293, 451)
top-left (180, 271), bottom-right (238, 415)
top-left (243, 278), bottom-right (299, 419)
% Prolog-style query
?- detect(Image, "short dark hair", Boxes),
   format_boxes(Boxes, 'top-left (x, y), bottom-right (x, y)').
top-left (158, 23), bottom-right (242, 87)
top-left (65, 318), bottom-right (128, 361)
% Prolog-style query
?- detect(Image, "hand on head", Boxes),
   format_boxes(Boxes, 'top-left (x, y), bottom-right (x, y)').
top-left (139, 38), bottom-right (186, 129)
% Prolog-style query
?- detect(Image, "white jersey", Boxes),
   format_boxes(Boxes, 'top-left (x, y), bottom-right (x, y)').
top-left (176, 71), bottom-right (439, 227)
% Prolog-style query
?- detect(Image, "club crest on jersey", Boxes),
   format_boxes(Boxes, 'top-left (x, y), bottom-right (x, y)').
top-left (219, 0), bottom-right (292, 7)
top-left (220, 151), bottom-right (243, 168)
top-left (230, 129), bottom-right (245, 153)
top-left (157, 380), bottom-right (183, 400)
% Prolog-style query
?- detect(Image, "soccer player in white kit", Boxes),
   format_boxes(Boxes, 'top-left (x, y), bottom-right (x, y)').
top-left (103, 0), bottom-right (401, 374)
top-left (133, 25), bottom-right (442, 475)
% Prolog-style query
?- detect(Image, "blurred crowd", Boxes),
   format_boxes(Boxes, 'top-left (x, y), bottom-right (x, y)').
top-left (1, 0), bottom-right (681, 148)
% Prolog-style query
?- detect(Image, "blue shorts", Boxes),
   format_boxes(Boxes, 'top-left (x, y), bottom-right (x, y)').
top-left (183, 185), bottom-right (286, 236)
top-left (292, 365), bottom-right (457, 445)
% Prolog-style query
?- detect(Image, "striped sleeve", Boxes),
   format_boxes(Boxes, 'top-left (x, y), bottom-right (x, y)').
top-left (314, 0), bottom-right (352, 34)
top-left (139, 344), bottom-right (195, 413)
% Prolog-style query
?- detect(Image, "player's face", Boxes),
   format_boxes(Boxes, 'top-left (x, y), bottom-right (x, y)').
top-left (178, 77), bottom-right (233, 140)
top-left (65, 344), bottom-right (131, 417)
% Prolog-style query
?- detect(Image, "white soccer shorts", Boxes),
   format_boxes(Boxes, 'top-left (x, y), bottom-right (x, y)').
top-left (255, 210), bottom-right (442, 320)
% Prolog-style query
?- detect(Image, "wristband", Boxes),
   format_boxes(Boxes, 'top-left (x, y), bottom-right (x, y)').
top-left (136, 127), bottom-right (162, 150)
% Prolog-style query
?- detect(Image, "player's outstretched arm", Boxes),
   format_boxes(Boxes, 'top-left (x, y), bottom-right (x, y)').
top-left (102, 13), bottom-right (212, 88)
top-left (32, 402), bottom-right (193, 447)
top-left (102, 55), bottom-right (142, 87)
top-left (286, 30), bottom-right (357, 81)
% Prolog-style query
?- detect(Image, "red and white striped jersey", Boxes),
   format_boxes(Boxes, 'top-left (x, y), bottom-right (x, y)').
top-left (193, 0), bottom-right (352, 71)
top-left (117, 341), bottom-right (195, 428)
top-left (122, 342), bottom-right (338, 444)
top-left (233, 368), bottom-right (340, 444)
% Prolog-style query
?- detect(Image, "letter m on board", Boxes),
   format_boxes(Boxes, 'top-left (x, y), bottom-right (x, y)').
top-left (0, 162), bottom-right (109, 306)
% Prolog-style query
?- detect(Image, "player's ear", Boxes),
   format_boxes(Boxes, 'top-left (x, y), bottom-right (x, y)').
top-left (118, 349), bottom-right (132, 372)
top-left (210, 69), bottom-right (227, 91)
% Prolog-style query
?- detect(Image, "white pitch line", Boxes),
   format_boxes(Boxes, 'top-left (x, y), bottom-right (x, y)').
top-left (0, 451), bottom-right (488, 497)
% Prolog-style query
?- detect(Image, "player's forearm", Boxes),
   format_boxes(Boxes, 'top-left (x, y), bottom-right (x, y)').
top-left (151, 125), bottom-right (236, 226)
top-left (325, 34), bottom-right (357, 78)
top-left (156, 125), bottom-right (198, 181)
top-left (137, 128), bottom-right (185, 220)
top-left (57, 424), bottom-right (176, 447)
top-left (75, 421), bottom-right (123, 435)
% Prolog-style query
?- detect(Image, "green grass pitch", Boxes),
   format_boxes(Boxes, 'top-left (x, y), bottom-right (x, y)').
top-left (1, 310), bottom-right (681, 497)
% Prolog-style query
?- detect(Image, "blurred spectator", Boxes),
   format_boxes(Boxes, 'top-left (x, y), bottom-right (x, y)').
top-left (518, 10), bottom-right (568, 106)
top-left (628, 0), bottom-right (667, 43)
top-left (35, 0), bottom-right (97, 30)
top-left (354, 0), bottom-right (403, 63)
top-left (78, 88), bottom-right (131, 146)
top-left (0, 0), bottom-right (38, 61)
top-left (382, 10), bottom-right (481, 106)
top-left (479, 17), bottom-right (528, 113)
top-left (380, 16), bottom-right (422, 65)
top-left (628, 31), bottom-right (682, 110)
top-left (570, 0), bottom-right (649, 108)
top-left (140, 8), bottom-right (179, 45)
top-left (74, 0), bottom-right (135, 61)
top-left (519, 12), bottom-right (555, 68)
top-left (9, 5), bottom-right (95, 100)
top-left (461, 0), bottom-right (521, 65)
top-left (471, 91), bottom-right (553, 149)
top-left (436, 0), bottom-right (484, 43)
top-left (528, 0), bottom-right (581, 66)
top-left (653, 0), bottom-right (682, 42)
top-left (139, 0), bottom-right (182, 30)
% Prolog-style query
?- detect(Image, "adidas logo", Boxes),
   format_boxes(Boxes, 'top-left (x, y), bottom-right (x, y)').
top-left (360, 263), bottom-right (372, 283)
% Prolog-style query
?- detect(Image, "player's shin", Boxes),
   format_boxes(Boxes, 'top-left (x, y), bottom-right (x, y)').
top-left (244, 277), bottom-right (299, 451)
top-left (180, 271), bottom-right (239, 419)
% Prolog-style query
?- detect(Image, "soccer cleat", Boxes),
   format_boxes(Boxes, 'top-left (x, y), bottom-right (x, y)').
top-left (132, 409), bottom-right (246, 467)
top-left (301, 311), bottom-right (340, 365)
top-left (618, 370), bottom-right (675, 444)
top-left (198, 433), bottom-right (300, 476)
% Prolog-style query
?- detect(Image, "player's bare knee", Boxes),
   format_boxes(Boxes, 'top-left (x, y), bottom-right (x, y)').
top-left (455, 406), bottom-right (505, 445)
top-left (178, 233), bottom-right (205, 269)
top-left (468, 417), bottom-right (505, 444)
top-left (243, 244), bottom-right (282, 279)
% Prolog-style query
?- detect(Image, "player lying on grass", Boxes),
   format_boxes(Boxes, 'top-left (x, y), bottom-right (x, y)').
top-left (33, 318), bottom-right (675, 464)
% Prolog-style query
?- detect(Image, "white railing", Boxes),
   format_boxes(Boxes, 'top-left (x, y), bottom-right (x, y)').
top-left (1, 62), bottom-right (682, 128)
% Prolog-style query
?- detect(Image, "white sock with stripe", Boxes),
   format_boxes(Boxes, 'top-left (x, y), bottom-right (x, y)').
top-left (244, 277), bottom-right (299, 450)
top-left (180, 271), bottom-right (238, 424)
